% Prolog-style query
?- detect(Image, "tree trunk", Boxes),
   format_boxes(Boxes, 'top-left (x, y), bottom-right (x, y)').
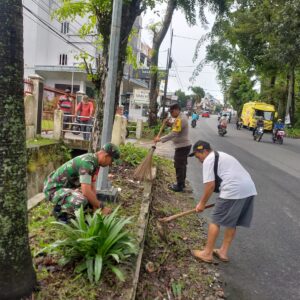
top-left (285, 67), bottom-right (294, 124)
top-left (0, 1), bottom-right (37, 298)
top-left (269, 75), bottom-right (276, 105)
top-left (89, 1), bottom-right (145, 151)
top-left (148, 0), bottom-right (177, 126)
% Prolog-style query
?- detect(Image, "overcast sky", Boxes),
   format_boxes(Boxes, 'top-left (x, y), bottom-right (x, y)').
top-left (141, 6), bottom-right (223, 101)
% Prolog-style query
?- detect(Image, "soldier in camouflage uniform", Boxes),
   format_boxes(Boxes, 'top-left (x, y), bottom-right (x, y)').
top-left (43, 143), bottom-right (120, 222)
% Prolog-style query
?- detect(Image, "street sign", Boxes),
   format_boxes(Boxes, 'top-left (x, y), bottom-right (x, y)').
top-left (133, 89), bottom-right (149, 104)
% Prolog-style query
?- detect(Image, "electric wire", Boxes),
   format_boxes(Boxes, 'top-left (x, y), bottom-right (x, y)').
top-left (30, 0), bottom-right (96, 48)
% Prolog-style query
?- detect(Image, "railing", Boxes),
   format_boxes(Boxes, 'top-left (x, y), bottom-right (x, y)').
top-left (62, 114), bottom-right (95, 141)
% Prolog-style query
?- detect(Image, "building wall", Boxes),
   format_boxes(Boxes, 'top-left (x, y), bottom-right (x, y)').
top-left (23, 0), bottom-right (96, 78)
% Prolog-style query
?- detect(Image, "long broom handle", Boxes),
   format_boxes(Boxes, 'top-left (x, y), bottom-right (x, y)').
top-left (158, 203), bottom-right (215, 223)
top-left (157, 120), bottom-right (167, 138)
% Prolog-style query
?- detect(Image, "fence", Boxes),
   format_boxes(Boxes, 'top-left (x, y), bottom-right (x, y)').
top-left (62, 114), bottom-right (94, 141)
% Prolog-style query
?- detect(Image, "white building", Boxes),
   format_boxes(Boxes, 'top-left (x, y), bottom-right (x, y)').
top-left (23, 0), bottom-right (98, 94)
top-left (23, 0), bottom-right (146, 98)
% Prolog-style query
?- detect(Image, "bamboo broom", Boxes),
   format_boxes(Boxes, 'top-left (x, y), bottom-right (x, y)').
top-left (133, 121), bottom-right (167, 181)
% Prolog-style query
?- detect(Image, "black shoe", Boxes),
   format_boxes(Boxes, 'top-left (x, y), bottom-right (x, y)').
top-left (57, 212), bottom-right (69, 224)
top-left (52, 206), bottom-right (69, 224)
top-left (168, 183), bottom-right (184, 192)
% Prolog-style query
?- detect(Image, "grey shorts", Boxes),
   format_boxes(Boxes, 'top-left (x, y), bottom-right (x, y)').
top-left (211, 196), bottom-right (255, 228)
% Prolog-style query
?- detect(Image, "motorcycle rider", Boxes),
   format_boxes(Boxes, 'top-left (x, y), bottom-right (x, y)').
top-left (253, 116), bottom-right (264, 136)
top-left (218, 114), bottom-right (228, 127)
top-left (236, 117), bottom-right (243, 130)
top-left (191, 111), bottom-right (199, 127)
top-left (273, 119), bottom-right (284, 141)
top-left (218, 114), bottom-right (228, 135)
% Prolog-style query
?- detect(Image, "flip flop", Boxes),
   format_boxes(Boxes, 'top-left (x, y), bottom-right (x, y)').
top-left (191, 250), bottom-right (213, 263)
top-left (213, 249), bottom-right (229, 262)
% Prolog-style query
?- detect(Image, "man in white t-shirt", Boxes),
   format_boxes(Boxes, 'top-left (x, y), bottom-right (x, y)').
top-left (188, 140), bottom-right (257, 263)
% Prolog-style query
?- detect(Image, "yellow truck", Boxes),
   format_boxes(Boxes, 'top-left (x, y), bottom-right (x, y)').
top-left (241, 101), bottom-right (276, 130)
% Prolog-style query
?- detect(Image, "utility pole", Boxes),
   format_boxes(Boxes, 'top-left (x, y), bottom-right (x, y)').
top-left (162, 29), bottom-right (174, 118)
top-left (97, 0), bottom-right (122, 191)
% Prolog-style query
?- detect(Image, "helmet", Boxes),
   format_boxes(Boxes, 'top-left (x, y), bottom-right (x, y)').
top-left (101, 143), bottom-right (120, 160)
top-left (278, 119), bottom-right (282, 123)
top-left (259, 116), bottom-right (263, 120)
top-left (223, 114), bottom-right (227, 117)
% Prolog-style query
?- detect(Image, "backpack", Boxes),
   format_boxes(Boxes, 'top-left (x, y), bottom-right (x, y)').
top-left (214, 151), bottom-right (222, 193)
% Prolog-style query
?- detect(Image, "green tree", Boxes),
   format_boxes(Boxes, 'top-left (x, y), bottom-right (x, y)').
top-left (227, 72), bottom-right (258, 116)
top-left (175, 89), bottom-right (189, 108)
top-left (0, 1), bottom-right (36, 298)
top-left (148, 0), bottom-right (227, 126)
top-left (203, 0), bottom-right (300, 124)
top-left (190, 86), bottom-right (205, 103)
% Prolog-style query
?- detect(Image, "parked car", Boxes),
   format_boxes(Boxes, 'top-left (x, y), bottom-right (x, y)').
top-left (201, 111), bottom-right (210, 118)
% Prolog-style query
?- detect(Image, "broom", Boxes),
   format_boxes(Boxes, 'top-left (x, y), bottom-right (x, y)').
top-left (133, 121), bottom-right (167, 181)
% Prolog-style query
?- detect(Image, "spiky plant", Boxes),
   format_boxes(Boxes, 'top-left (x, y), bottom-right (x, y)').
top-left (43, 206), bottom-right (136, 282)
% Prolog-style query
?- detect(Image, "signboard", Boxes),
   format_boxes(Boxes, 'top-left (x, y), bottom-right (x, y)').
top-left (133, 89), bottom-right (150, 105)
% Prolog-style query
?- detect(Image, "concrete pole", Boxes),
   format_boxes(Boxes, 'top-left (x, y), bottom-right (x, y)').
top-left (162, 29), bottom-right (173, 118)
top-left (97, 0), bottom-right (123, 190)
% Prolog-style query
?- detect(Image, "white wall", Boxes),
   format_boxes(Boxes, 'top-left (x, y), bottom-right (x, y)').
top-left (23, 0), bottom-right (96, 78)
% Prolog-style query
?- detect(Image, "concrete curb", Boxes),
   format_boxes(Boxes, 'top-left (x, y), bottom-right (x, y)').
top-left (27, 192), bottom-right (45, 211)
top-left (128, 167), bottom-right (156, 300)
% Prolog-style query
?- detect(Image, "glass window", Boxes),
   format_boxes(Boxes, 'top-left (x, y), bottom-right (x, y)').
top-left (255, 110), bottom-right (273, 120)
top-left (61, 22), bottom-right (69, 34)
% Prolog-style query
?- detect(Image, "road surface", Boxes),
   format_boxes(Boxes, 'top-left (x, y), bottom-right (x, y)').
top-left (186, 115), bottom-right (300, 300)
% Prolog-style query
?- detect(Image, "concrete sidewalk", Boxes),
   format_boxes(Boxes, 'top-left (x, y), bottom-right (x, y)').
top-left (131, 139), bottom-right (174, 159)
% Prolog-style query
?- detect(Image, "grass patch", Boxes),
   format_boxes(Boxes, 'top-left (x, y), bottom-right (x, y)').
top-left (42, 119), bottom-right (54, 131)
top-left (136, 158), bottom-right (225, 299)
top-left (286, 127), bottom-right (300, 138)
top-left (27, 137), bottom-right (57, 147)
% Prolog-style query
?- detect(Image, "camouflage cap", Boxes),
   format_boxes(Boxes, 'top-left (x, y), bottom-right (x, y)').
top-left (101, 143), bottom-right (120, 160)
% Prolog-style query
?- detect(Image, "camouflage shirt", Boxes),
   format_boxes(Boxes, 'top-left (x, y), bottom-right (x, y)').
top-left (45, 153), bottom-right (99, 191)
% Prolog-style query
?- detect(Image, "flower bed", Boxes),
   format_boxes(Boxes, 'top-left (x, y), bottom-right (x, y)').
top-left (29, 164), bottom-right (145, 299)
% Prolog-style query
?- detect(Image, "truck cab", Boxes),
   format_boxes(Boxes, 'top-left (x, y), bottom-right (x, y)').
top-left (241, 102), bottom-right (276, 130)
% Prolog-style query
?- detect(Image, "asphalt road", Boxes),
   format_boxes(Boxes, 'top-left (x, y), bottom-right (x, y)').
top-left (186, 115), bottom-right (300, 300)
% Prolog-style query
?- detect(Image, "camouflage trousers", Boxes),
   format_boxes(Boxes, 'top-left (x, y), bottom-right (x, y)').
top-left (44, 187), bottom-right (89, 217)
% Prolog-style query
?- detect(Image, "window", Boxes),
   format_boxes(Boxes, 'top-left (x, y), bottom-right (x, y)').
top-left (61, 22), bottom-right (69, 34)
top-left (59, 54), bottom-right (68, 65)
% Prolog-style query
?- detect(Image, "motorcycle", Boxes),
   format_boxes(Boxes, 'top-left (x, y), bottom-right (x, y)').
top-left (191, 119), bottom-right (197, 128)
top-left (218, 124), bottom-right (227, 136)
top-left (272, 130), bottom-right (285, 144)
top-left (236, 121), bottom-right (243, 130)
top-left (253, 126), bottom-right (264, 142)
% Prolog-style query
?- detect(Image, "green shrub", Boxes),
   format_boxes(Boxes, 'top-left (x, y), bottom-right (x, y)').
top-left (42, 206), bottom-right (136, 283)
top-left (285, 127), bottom-right (300, 138)
top-left (142, 121), bottom-right (169, 139)
top-left (119, 143), bottom-right (148, 166)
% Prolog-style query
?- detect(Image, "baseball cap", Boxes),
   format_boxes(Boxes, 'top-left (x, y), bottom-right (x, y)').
top-left (101, 143), bottom-right (120, 160)
top-left (188, 140), bottom-right (211, 157)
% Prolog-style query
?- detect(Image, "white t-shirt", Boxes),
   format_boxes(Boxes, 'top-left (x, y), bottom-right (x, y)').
top-left (203, 151), bottom-right (257, 199)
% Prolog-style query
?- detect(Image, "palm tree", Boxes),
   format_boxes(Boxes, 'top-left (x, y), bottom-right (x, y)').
top-left (0, 1), bottom-right (36, 298)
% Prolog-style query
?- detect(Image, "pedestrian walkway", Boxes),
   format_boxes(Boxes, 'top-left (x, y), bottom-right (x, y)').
top-left (133, 139), bottom-right (174, 159)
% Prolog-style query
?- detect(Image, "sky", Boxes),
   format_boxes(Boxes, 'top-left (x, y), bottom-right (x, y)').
top-left (141, 6), bottom-right (223, 101)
